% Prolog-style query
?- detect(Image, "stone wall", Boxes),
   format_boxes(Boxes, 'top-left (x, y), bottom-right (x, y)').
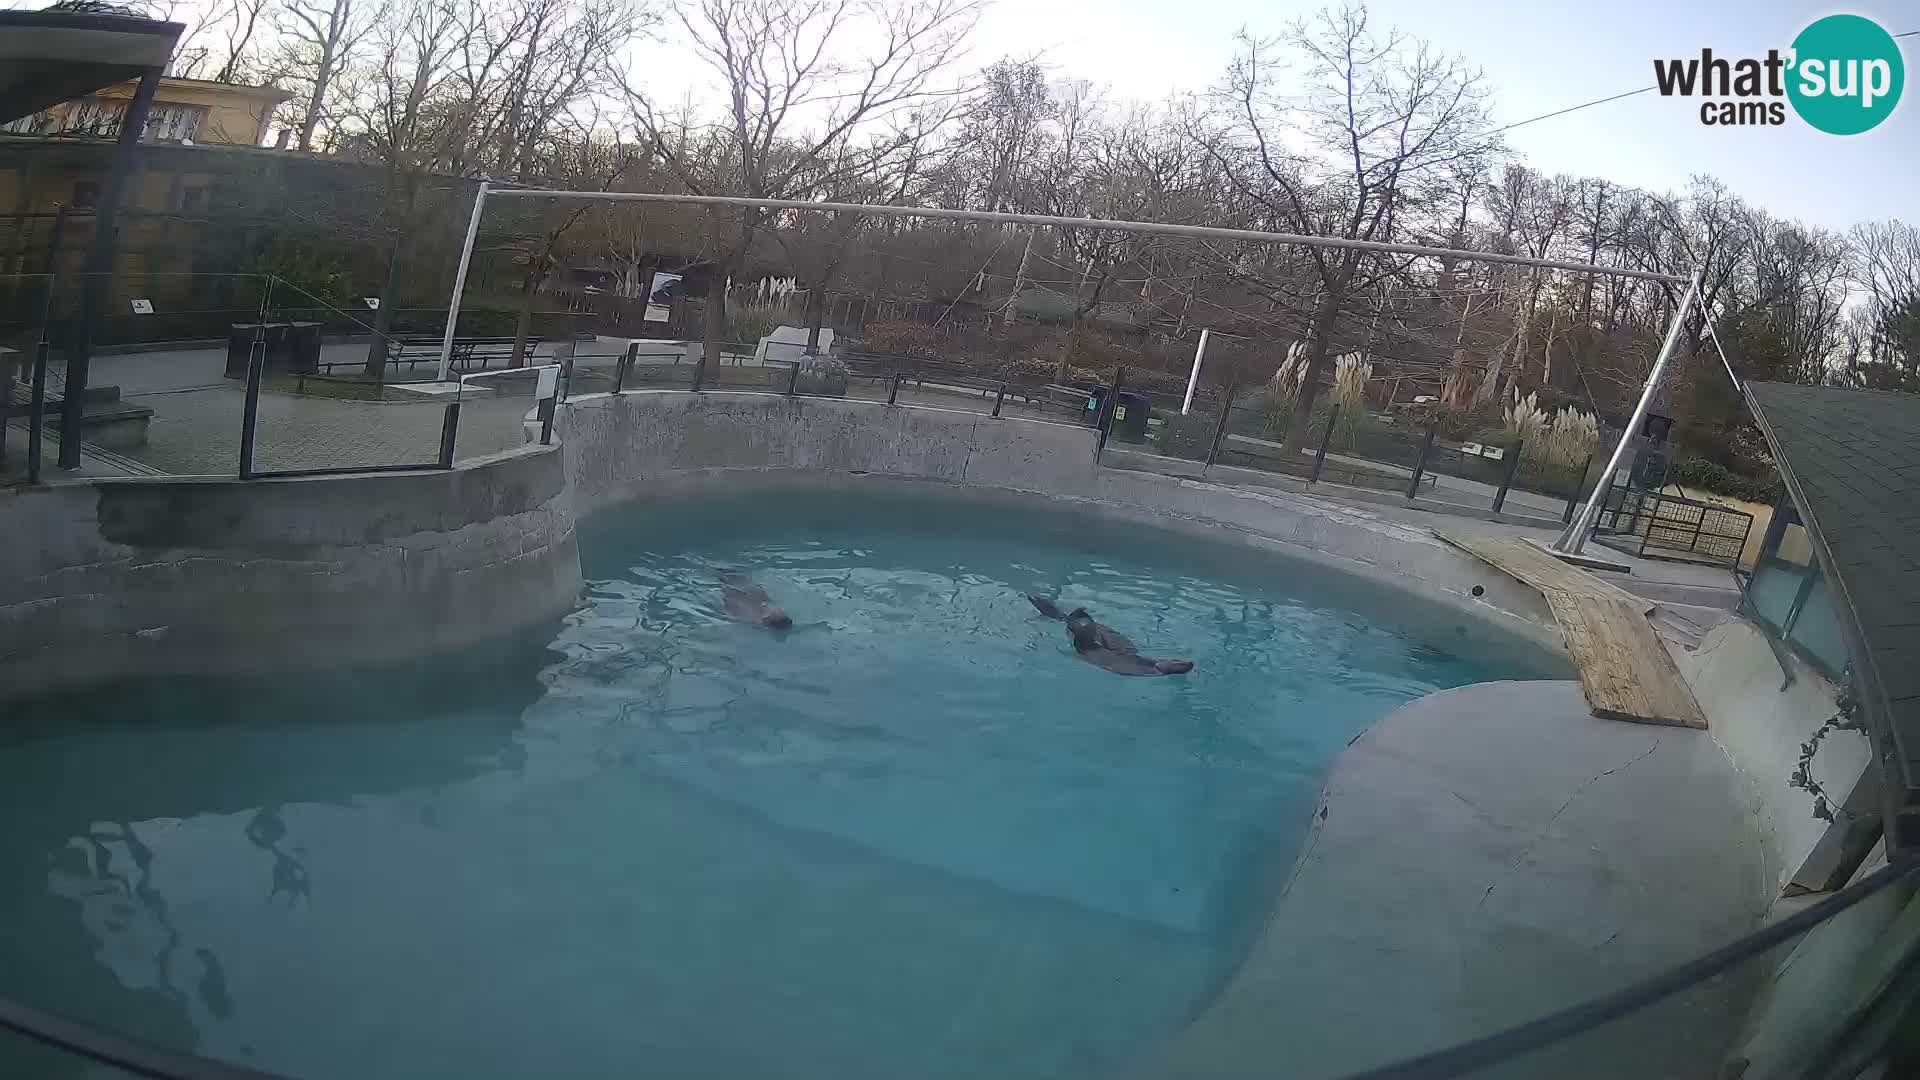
top-left (1, 444), bottom-right (580, 701)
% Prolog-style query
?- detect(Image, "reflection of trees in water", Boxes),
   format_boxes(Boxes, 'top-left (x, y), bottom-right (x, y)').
top-left (52, 819), bottom-right (235, 1028)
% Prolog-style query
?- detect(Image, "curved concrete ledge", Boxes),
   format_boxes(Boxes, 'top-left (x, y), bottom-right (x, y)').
top-left (1142, 680), bottom-right (1771, 1080)
top-left (1, 444), bottom-right (581, 702)
top-left (557, 391), bottom-right (1570, 662)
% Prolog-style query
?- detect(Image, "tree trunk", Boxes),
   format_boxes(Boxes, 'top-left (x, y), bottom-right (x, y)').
top-left (1279, 289), bottom-right (1344, 455)
top-left (364, 232), bottom-right (403, 379)
top-left (510, 268), bottom-right (540, 368)
top-left (296, 40), bottom-right (337, 153)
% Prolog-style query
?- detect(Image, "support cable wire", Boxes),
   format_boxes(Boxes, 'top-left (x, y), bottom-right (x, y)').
top-left (1333, 856), bottom-right (1918, 1080)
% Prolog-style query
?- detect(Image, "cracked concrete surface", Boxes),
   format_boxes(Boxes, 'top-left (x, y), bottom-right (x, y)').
top-left (1143, 680), bottom-right (1771, 1080)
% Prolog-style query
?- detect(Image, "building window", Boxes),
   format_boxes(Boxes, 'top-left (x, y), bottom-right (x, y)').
top-left (0, 98), bottom-right (206, 142)
top-left (1745, 494), bottom-right (1851, 677)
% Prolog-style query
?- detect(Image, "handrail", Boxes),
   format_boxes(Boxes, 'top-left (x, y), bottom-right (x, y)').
top-left (1335, 856), bottom-right (1916, 1080)
top-left (0, 996), bottom-right (293, 1080)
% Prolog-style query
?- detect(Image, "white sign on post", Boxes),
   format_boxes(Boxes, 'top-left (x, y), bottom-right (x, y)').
top-left (129, 299), bottom-right (154, 314)
top-left (535, 366), bottom-right (559, 401)
top-left (645, 304), bottom-right (670, 323)
top-left (363, 297), bottom-right (381, 310)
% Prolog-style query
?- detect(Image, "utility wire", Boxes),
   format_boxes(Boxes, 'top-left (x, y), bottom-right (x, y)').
top-left (1493, 86), bottom-right (1656, 136)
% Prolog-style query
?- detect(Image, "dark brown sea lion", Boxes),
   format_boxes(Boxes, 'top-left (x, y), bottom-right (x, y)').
top-left (1027, 594), bottom-right (1193, 676)
top-left (720, 572), bottom-right (793, 629)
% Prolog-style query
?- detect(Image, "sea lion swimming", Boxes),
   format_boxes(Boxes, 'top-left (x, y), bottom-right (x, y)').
top-left (1027, 594), bottom-right (1194, 676)
top-left (719, 572), bottom-right (793, 629)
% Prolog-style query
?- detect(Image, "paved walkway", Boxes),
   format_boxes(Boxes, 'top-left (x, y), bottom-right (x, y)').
top-left (38, 342), bottom-right (576, 477)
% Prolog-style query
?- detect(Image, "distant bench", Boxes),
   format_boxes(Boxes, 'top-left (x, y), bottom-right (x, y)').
top-left (319, 336), bottom-right (546, 375)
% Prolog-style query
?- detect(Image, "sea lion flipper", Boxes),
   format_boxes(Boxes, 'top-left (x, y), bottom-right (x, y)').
top-left (1027, 594), bottom-right (1067, 620)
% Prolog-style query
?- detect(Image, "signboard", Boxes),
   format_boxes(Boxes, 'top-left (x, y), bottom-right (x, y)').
top-left (129, 299), bottom-right (153, 314)
top-left (645, 271), bottom-right (681, 322)
top-left (363, 297), bottom-right (381, 310)
top-left (535, 366), bottom-right (559, 401)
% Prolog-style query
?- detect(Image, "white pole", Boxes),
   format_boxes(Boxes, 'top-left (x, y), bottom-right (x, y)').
top-left (483, 188), bottom-right (1688, 286)
top-left (437, 180), bottom-right (489, 383)
top-left (1554, 268), bottom-right (1703, 556)
top-left (1182, 328), bottom-right (1211, 415)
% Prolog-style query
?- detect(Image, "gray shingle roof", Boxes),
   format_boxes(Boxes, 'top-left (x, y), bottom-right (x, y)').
top-left (1745, 381), bottom-right (1920, 851)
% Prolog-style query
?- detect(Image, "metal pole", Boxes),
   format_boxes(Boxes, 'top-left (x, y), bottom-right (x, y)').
top-left (887, 371), bottom-right (902, 406)
top-left (436, 181), bottom-right (489, 383)
top-left (62, 67), bottom-right (162, 469)
top-left (483, 188), bottom-right (1690, 285)
top-left (437, 401), bottom-right (461, 468)
top-left (1407, 425), bottom-right (1438, 500)
top-left (785, 360), bottom-right (801, 396)
top-left (1204, 383), bottom-right (1236, 467)
top-left (615, 342), bottom-right (634, 393)
top-left (1563, 454), bottom-right (1590, 524)
top-left (1554, 268), bottom-right (1703, 555)
top-left (1311, 403), bottom-right (1339, 484)
top-left (1181, 328), bottom-right (1210, 416)
top-left (26, 338), bottom-right (49, 483)
top-left (1492, 438), bottom-right (1525, 514)
top-left (238, 340), bottom-right (263, 479)
top-left (992, 382), bottom-right (1006, 418)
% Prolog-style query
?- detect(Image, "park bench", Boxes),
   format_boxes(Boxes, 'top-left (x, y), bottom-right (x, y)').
top-left (319, 336), bottom-right (545, 375)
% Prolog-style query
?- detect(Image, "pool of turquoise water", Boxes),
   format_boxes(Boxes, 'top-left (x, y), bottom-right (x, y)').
top-left (0, 488), bottom-right (1558, 1079)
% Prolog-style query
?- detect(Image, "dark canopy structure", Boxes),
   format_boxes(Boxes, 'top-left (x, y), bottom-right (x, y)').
top-left (1745, 382), bottom-right (1920, 856)
top-left (0, 7), bottom-right (183, 470)
top-left (0, 9), bottom-right (181, 126)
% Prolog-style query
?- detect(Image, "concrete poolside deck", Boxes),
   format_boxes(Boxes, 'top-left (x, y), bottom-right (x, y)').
top-left (1144, 680), bottom-right (1770, 1080)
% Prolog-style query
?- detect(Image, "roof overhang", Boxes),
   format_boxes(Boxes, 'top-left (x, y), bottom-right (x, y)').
top-left (0, 11), bottom-right (184, 126)
top-left (1744, 381), bottom-right (1920, 856)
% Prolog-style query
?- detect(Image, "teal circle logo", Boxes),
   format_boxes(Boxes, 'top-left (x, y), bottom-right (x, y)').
top-left (1787, 14), bottom-right (1904, 135)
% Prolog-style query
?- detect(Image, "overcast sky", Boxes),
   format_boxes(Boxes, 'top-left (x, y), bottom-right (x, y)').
top-left (944, 0), bottom-right (1916, 232)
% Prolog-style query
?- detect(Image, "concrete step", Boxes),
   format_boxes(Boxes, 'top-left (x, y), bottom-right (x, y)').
top-left (1647, 602), bottom-right (1733, 651)
top-left (1613, 576), bottom-right (1743, 611)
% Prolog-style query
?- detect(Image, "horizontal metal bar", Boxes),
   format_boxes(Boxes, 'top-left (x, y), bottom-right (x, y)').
top-left (484, 189), bottom-right (1689, 285)
top-left (248, 463), bottom-right (445, 479)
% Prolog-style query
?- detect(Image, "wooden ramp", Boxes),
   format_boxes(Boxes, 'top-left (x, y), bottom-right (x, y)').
top-left (1435, 529), bottom-right (1706, 729)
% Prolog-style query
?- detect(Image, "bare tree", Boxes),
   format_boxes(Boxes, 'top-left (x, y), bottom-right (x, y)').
top-left (614, 0), bottom-right (980, 366)
top-left (1197, 2), bottom-right (1498, 451)
top-left (274, 0), bottom-right (377, 152)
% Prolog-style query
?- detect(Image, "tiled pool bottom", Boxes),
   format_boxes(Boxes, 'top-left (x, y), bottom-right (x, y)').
top-left (0, 489), bottom-right (1559, 1079)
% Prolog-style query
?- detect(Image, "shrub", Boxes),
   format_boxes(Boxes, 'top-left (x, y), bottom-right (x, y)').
top-left (859, 319), bottom-right (947, 359)
top-left (725, 302), bottom-right (784, 346)
top-left (1666, 456), bottom-right (1777, 503)
top-left (1153, 411), bottom-right (1219, 460)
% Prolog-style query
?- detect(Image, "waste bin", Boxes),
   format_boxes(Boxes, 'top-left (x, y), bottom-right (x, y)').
top-left (224, 323), bottom-right (288, 378)
top-left (1110, 390), bottom-right (1151, 442)
top-left (224, 323), bottom-right (257, 379)
top-left (284, 321), bottom-right (322, 375)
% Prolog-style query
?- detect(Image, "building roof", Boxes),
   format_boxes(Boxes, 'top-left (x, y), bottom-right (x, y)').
top-left (0, 10), bottom-right (182, 125)
top-left (1744, 381), bottom-right (1920, 852)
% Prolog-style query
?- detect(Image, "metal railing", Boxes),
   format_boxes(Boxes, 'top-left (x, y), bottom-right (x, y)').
top-left (1591, 483), bottom-right (1754, 570)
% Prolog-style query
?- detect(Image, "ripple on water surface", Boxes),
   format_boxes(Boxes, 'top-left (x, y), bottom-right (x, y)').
top-left (0, 488), bottom-right (1555, 1080)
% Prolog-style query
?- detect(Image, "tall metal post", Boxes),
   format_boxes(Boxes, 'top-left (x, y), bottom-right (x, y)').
top-left (1181, 328), bottom-right (1210, 416)
top-left (238, 341), bottom-right (264, 479)
top-left (1310, 403), bottom-right (1340, 484)
top-left (436, 181), bottom-right (489, 383)
top-left (1554, 269), bottom-right (1702, 555)
top-left (1492, 438), bottom-right (1525, 514)
top-left (1407, 425), bottom-right (1438, 500)
top-left (61, 67), bottom-right (162, 468)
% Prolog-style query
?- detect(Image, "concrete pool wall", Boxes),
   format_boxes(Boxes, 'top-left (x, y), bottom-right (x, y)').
top-left (0, 443), bottom-right (579, 701)
top-left (556, 390), bottom-right (1567, 659)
